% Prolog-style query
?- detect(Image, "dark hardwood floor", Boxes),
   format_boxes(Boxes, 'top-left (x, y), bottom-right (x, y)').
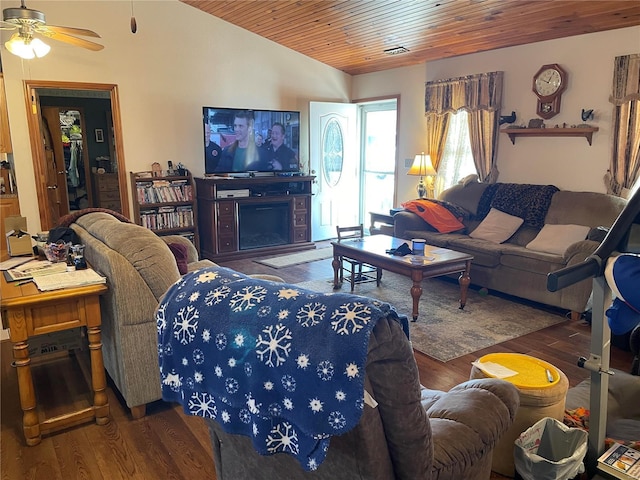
top-left (1, 246), bottom-right (634, 479)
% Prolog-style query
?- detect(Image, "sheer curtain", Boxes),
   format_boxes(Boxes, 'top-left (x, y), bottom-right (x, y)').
top-left (433, 111), bottom-right (476, 195)
top-left (424, 71), bottom-right (504, 186)
top-left (605, 53), bottom-right (640, 198)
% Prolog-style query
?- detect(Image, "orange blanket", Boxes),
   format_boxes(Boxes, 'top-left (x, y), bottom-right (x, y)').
top-left (401, 199), bottom-right (465, 234)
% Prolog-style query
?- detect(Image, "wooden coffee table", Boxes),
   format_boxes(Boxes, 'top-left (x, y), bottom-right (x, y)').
top-left (332, 234), bottom-right (473, 321)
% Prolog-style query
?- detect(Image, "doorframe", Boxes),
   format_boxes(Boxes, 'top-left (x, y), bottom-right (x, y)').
top-left (23, 80), bottom-right (129, 230)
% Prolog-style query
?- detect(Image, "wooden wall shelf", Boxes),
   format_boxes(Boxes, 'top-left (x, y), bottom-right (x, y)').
top-left (501, 126), bottom-right (599, 145)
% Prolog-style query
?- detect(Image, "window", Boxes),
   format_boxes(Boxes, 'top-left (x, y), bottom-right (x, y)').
top-left (434, 110), bottom-right (476, 195)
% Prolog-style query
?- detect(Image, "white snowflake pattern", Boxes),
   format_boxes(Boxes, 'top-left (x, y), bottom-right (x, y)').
top-left (182, 357), bottom-right (189, 366)
top-left (255, 324), bottom-right (292, 367)
top-left (308, 458), bottom-right (318, 471)
top-left (193, 349), bottom-right (205, 365)
top-left (268, 403), bottom-right (282, 417)
top-left (283, 398), bottom-right (294, 410)
top-left (185, 377), bottom-right (195, 389)
top-left (328, 411), bottom-right (346, 430)
top-left (296, 354), bottom-right (310, 369)
top-left (266, 422), bottom-right (299, 454)
top-left (229, 285), bottom-right (267, 312)
top-left (172, 305), bottom-right (199, 345)
top-left (257, 305), bottom-right (272, 317)
top-left (239, 409), bottom-right (251, 424)
top-left (335, 391), bottom-right (346, 402)
top-left (330, 302), bottom-right (372, 335)
top-left (221, 410), bottom-right (231, 423)
top-left (317, 360), bottom-right (334, 381)
top-left (345, 363), bottom-right (359, 378)
top-left (225, 377), bottom-right (239, 394)
top-left (189, 291), bottom-right (200, 302)
top-left (309, 398), bottom-right (323, 413)
top-left (264, 381), bottom-right (274, 391)
top-left (205, 285), bottom-right (231, 306)
top-left (188, 392), bottom-right (217, 418)
top-left (355, 397), bottom-right (364, 410)
top-left (244, 362), bottom-right (252, 376)
top-left (253, 422), bottom-right (259, 437)
top-left (215, 333), bottom-right (227, 350)
top-left (196, 270), bottom-right (220, 284)
top-left (228, 357), bottom-right (237, 368)
top-left (296, 302), bottom-right (326, 327)
top-left (194, 371), bottom-right (204, 383)
top-left (278, 309), bottom-right (290, 320)
top-left (215, 365), bottom-right (223, 377)
top-left (175, 291), bottom-right (187, 302)
top-left (156, 303), bottom-right (167, 333)
top-left (281, 374), bottom-right (296, 392)
top-left (202, 329), bottom-right (211, 342)
top-left (234, 333), bottom-right (245, 347)
top-left (277, 288), bottom-right (300, 300)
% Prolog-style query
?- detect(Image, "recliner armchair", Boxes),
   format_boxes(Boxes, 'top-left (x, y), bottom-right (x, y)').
top-left (207, 315), bottom-right (520, 479)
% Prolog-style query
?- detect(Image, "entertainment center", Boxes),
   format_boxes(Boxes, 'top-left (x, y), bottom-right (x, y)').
top-left (196, 175), bottom-right (315, 261)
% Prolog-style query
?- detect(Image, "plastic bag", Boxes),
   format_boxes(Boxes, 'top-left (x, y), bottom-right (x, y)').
top-left (514, 417), bottom-right (588, 480)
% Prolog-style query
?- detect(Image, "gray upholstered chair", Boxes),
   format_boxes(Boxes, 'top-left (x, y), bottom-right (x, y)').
top-left (207, 315), bottom-right (520, 480)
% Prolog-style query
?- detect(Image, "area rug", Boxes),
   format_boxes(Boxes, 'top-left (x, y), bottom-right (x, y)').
top-left (254, 248), bottom-right (333, 268)
top-left (296, 272), bottom-right (565, 362)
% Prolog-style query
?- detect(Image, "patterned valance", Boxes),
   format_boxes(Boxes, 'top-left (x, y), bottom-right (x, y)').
top-left (610, 54), bottom-right (640, 105)
top-left (425, 71), bottom-right (503, 115)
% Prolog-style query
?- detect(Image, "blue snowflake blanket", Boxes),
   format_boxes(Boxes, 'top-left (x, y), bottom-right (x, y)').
top-left (157, 266), bottom-right (401, 471)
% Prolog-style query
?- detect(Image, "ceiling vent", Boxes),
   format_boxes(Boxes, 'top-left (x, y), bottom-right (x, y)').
top-left (383, 46), bottom-right (409, 55)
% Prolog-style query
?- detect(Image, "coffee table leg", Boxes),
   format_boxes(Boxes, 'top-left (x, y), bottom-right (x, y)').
top-left (410, 272), bottom-right (423, 322)
top-left (13, 341), bottom-right (41, 446)
top-left (458, 260), bottom-right (471, 309)
top-left (332, 254), bottom-right (342, 290)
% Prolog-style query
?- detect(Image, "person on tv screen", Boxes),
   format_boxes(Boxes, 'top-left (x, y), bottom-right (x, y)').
top-left (214, 110), bottom-right (261, 173)
top-left (260, 122), bottom-right (297, 171)
top-left (204, 123), bottom-right (223, 173)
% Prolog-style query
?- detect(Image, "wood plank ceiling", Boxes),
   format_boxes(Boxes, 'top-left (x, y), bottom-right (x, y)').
top-left (180, 0), bottom-right (640, 76)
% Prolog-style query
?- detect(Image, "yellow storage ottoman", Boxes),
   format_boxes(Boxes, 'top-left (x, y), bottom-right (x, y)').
top-left (470, 352), bottom-right (569, 477)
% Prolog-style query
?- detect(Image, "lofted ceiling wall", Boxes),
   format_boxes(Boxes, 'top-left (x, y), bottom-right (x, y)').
top-left (181, 0), bottom-right (640, 76)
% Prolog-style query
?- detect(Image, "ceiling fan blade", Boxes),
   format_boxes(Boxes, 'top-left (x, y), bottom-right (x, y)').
top-left (42, 24), bottom-right (101, 38)
top-left (41, 30), bottom-right (104, 51)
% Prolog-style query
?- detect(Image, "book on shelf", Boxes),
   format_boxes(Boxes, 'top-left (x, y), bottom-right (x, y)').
top-left (4, 259), bottom-right (68, 282)
top-left (32, 268), bottom-right (107, 292)
top-left (597, 443), bottom-right (640, 480)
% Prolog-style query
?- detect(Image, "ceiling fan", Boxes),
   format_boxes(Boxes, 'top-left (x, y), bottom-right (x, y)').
top-left (1, 0), bottom-right (103, 59)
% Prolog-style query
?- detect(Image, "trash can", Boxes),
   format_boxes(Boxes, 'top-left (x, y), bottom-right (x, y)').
top-left (514, 417), bottom-right (588, 480)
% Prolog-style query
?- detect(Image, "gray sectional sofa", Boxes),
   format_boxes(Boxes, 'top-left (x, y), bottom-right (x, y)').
top-left (394, 181), bottom-right (627, 316)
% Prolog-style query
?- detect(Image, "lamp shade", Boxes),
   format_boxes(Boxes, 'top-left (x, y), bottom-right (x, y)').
top-left (408, 153), bottom-right (436, 177)
top-left (5, 33), bottom-right (50, 59)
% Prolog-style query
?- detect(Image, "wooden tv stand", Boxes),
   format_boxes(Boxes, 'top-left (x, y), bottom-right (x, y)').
top-left (196, 175), bottom-right (315, 261)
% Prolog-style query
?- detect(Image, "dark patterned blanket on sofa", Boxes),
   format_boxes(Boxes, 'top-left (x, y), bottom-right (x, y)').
top-left (157, 266), bottom-right (402, 471)
top-left (476, 183), bottom-right (559, 228)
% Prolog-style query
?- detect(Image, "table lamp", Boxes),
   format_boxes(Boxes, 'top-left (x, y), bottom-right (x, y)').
top-left (408, 153), bottom-right (436, 198)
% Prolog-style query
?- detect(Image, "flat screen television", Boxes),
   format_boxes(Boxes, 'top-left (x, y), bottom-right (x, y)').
top-left (203, 107), bottom-right (300, 175)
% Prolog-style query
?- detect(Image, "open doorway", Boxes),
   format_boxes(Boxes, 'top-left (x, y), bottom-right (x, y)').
top-left (24, 81), bottom-right (129, 230)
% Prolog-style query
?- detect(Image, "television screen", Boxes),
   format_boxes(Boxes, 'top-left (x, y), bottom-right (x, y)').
top-left (203, 107), bottom-right (300, 174)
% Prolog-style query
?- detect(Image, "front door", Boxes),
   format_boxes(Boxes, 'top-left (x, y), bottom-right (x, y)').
top-left (309, 101), bottom-right (359, 241)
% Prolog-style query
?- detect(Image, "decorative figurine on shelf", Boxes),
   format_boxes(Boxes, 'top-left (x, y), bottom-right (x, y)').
top-left (152, 162), bottom-right (162, 177)
top-left (581, 108), bottom-right (595, 122)
top-left (167, 160), bottom-right (175, 176)
top-left (528, 118), bottom-right (544, 129)
top-left (176, 162), bottom-right (188, 176)
top-left (499, 111), bottom-right (517, 125)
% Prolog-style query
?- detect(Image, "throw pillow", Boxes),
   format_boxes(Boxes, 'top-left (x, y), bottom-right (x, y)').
top-left (469, 207), bottom-right (524, 243)
top-left (401, 199), bottom-right (465, 234)
top-left (168, 242), bottom-right (189, 274)
top-left (526, 224), bottom-right (590, 255)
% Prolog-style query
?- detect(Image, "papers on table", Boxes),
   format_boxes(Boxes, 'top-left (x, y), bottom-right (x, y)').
top-left (4, 259), bottom-right (68, 281)
top-left (32, 268), bottom-right (106, 291)
top-left (0, 256), bottom-right (36, 271)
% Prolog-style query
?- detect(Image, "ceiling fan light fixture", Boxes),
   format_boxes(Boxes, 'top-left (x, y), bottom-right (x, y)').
top-left (5, 32), bottom-right (50, 59)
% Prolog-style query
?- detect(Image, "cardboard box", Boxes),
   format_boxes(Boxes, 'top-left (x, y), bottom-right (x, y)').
top-left (28, 328), bottom-right (84, 357)
top-left (4, 216), bottom-right (33, 256)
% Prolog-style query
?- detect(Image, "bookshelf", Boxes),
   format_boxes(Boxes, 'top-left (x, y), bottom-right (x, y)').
top-left (130, 172), bottom-right (199, 251)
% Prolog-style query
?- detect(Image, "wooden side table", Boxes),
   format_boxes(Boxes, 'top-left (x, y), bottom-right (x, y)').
top-left (0, 274), bottom-right (110, 446)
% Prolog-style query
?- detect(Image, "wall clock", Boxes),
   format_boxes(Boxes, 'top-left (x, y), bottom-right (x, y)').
top-left (532, 63), bottom-right (567, 120)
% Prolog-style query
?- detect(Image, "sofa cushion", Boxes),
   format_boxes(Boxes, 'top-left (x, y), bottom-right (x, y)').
top-left (439, 181), bottom-right (490, 217)
top-left (469, 208), bottom-right (523, 244)
top-left (526, 224), bottom-right (590, 255)
top-left (401, 199), bottom-right (465, 233)
top-left (447, 237), bottom-right (503, 268)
